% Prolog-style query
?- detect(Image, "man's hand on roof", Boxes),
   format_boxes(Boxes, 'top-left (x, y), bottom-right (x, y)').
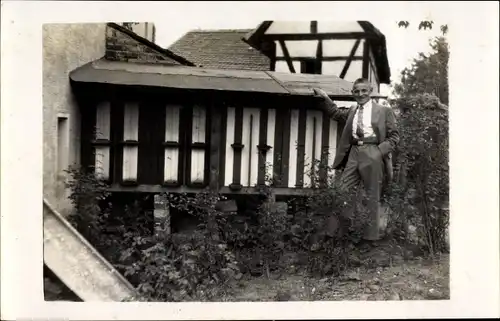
top-left (312, 87), bottom-right (329, 99)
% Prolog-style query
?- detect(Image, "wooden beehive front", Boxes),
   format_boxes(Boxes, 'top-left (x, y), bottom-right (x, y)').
top-left (81, 89), bottom-right (346, 194)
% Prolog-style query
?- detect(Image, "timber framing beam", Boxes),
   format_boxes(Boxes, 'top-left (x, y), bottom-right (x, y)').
top-left (263, 32), bottom-right (375, 41)
top-left (279, 40), bottom-right (296, 73)
top-left (275, 56), bottom-right (363, 62)
top-left (362, 41), bottom-right (370, 78)
top-left (311, 21), bottom-right (322, 75)
top-left (107, 183), bottom-right (338, 197)
top-left (358, 21), bottom-right (373, 79)
top-left (315, 41), bottom-right (323, 74)
top-left (340, 39), bottom-right (362, 79)
top-left (243, 20), bottom-right (273, 51)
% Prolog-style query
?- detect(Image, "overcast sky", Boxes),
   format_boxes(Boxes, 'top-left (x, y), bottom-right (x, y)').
top-left (153, 19), bottom-right (444, 96)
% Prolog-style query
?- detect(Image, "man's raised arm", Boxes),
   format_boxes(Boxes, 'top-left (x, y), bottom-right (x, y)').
top-left (312, 88), bottom-right (350, 122)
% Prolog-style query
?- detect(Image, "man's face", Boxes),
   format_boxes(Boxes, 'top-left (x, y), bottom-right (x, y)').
top-left (352, 82), bottom-right (373, 105)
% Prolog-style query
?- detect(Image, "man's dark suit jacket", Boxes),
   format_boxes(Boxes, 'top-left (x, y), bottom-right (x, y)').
top-left (322, 99), bottom-right (400, 182)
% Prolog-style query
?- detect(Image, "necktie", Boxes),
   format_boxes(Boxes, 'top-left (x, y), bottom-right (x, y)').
top-left (356, 104), bottom-right (364, 138)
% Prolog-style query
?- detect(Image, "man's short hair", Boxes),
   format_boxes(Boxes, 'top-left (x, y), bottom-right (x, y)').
top-left (353, 78), bottom-right (372, 87)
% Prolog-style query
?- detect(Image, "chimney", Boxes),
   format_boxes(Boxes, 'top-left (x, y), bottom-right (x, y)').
top-left (126, 22), bottom-right (156, 43)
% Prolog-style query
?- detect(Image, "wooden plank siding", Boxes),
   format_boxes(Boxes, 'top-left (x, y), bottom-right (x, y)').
top-left (122, 102), bottom-right (139, 184)
top-left (94, 102), bottom-right (111, 180)
top-left (163, 104), bottom-right (181, 185)
top-left (190, 105), bottom-right (208, 185)
top-left (79, 89), bottom-right (347, 195)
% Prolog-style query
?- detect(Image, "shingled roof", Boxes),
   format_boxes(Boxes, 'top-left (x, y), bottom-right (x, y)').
top-left (168, 29), bottom-right (270, 71)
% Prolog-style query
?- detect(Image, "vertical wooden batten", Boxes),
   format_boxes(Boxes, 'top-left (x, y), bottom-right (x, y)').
top-left (93, 101), bottom-right (111, 181)
top-left (257, 108), bottom-right (268, 187)
top-left (294, 108), bottom-right (307, 188)
top-left (328, 117), bottom-right (338, 177)
top-left (272, 108), bottom-right (285, 187)
top-left (240, 108), bottom-right (260, 187)
top-left (303, 110), bottom-right (323, 187)
top-left (224, 107), bottom-right (236, 187)
top-left (287, 109), bottom-right (299, 188)
top-left (209, 103), bottom-right (222, 191)
top-left (257, 108), bottom-right (276, 186)
top-left (218, 105), bottom-right (228, 188)
top-left (319, 112), bottom-right (331, 187)
top-left (229, 106), bottom-right (244, 190)
top-left (163, 104), bottom-right (181, 186)
top-left (190, 105), bottom-right (207, 186)
top-left (110, 96), bottom-right (124, 184)
top-left (121, 102), bottom-right (139, 184)
top-left (265, 109), bottom-right (276, 185)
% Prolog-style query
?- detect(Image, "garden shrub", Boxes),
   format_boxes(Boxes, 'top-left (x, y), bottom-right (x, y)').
top-left (65, 168), bottom-right (241, 301)
top-left (297, 159), bottom-right (372, 276)
top-left (384, 93), bottom-right (449, 256)
top-left (65, 166), bottom-right (115, 255)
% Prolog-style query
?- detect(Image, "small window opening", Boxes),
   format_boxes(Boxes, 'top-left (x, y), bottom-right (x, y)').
top-left (57, 116), bottom-right (69, 175)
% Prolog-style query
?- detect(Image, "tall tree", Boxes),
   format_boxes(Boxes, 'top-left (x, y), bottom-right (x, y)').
top-left (393, 36), bottom-right (449, 105)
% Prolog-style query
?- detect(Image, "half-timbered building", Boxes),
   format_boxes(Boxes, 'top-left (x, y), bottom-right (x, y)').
top-left (169, 21), bottom-right (390, 102)
top-left (243, 21), bottom-right (390, 87)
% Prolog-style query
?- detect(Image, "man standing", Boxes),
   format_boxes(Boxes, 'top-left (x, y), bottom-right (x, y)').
top-left (313, 78), bottom-right (399, 246)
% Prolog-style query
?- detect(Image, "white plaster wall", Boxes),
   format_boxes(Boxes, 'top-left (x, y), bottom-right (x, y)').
top-left (43, 23), bottom-right (106, 216)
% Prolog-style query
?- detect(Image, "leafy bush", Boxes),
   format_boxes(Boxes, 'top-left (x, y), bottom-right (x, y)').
top-left (65, 166), bottom-right (113, 251)
top-left (385, 93), bottom-right (449, 255)
top-left (65, 169), bottom-right (240, 301)
top-left (251, 180), bottom-right (290, 277)
top-left (122, 190), bottom-right (242, 301)
top-left (117, 230), bottom-right (240, 301)
top-left (214, 166), bottom-right (292, 277)
top-left (297, 160), bottom-right (371, 276)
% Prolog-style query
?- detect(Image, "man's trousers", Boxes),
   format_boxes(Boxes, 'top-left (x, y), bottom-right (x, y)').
top-left (338, 143), bottom-right (384, 241)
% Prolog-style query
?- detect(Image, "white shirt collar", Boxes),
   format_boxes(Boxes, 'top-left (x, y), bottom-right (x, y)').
top-left (359, 99), bottom-right (372, 109)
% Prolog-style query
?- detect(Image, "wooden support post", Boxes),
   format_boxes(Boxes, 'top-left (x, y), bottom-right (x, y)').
top-left (209, 103), bottom-right (221, 191)
top-left (209, 104), bottom-right (222, 240)
top-left (362, 41), bottom-right (370, 79)
top-left (311, 20), bottom-right (323, 75)
top-left (153, 194), bottom-right (170, 237)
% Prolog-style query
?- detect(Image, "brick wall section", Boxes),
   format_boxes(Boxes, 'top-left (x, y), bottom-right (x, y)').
top-left (105, 24), bottom-right (182, 65)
